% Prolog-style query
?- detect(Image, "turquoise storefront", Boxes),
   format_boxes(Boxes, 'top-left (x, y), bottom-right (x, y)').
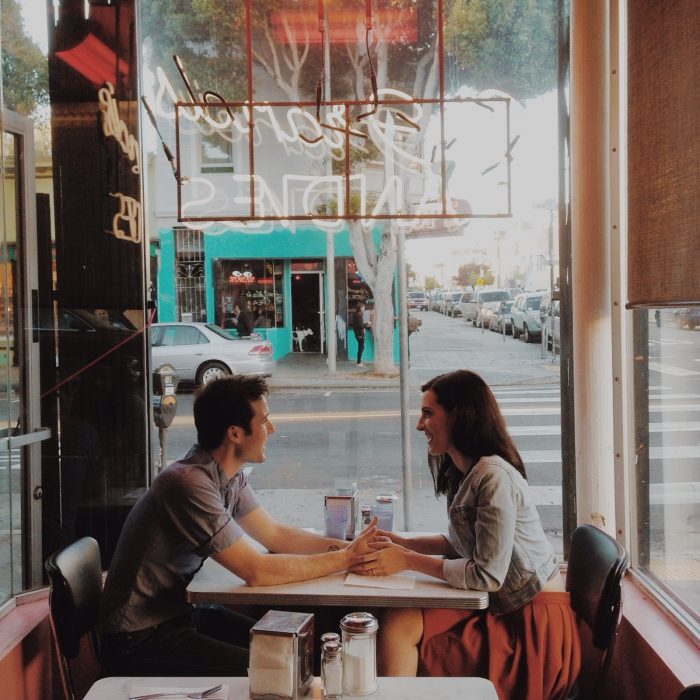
top-left (155, 224), bottom-right (399, 363)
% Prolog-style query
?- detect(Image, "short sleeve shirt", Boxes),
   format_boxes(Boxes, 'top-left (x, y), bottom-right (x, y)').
top-left (98, 445), bottom-right (260, 633)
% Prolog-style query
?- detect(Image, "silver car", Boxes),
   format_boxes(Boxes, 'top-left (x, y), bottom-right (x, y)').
top-left (511, 293), bottom-right (544, 342)
top-left (151, 322), bottom-right (275, 385)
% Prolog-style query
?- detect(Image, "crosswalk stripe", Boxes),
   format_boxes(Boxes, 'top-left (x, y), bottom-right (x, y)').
top-left (649, 362), bottom-right (700, 377)
top-left (529, 482), bottom-right (700, 506)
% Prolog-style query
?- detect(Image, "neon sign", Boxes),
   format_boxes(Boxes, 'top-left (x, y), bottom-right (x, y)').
top-left (99, 82), bottom-right (142, 244)
top-left (145, 65), bottom-right (511, 230)
top-left (229, 271), bottom-right (256, 284)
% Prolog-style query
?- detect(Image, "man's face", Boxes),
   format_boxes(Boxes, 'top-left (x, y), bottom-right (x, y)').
top-left (236, 396), bottom-right (276, 464)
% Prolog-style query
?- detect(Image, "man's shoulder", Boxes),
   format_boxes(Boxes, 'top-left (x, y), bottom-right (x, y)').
top-left (155, 449), bottom-right (216, 491)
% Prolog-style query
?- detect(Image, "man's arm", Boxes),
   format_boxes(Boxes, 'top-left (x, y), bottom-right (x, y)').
top-left (212, 517), bottom-right (377, 586)
top-left (238, 505), bottom-right (347, 554)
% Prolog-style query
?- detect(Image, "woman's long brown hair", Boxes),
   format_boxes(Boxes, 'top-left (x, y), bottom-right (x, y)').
top-left (421, 370), bottom-right (527, 496)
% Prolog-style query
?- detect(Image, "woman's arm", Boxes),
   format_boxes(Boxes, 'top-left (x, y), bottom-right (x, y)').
top-left (444, 467), bottom-right (517, 591)
top-left (378, 531), bottom-right (454, 556)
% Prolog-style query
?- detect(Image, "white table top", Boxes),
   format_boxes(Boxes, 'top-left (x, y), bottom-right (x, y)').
top-left (84, 676), bottom-right (499, 700)
top-left (186, 558), bottom-right (488, 610)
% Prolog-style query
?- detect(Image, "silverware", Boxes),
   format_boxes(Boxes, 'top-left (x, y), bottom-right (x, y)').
top-left (129, 684), bottom-right (222, 700)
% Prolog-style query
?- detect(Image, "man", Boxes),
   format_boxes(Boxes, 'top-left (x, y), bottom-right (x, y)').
top-left (98, 375), bottom-right (376, 676)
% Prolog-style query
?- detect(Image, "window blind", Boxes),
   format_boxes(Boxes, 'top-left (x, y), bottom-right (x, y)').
top-left (627, 0), bottom-right (700, 308)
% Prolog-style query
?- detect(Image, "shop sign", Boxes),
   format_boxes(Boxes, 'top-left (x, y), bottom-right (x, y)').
top-left (229, 270), bottom-right (256, 284)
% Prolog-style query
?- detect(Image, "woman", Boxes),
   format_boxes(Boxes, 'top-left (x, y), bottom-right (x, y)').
top-left (350, 370), bottom-right (580, 700)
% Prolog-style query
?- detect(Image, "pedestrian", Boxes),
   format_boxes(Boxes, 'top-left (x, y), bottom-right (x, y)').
top-left (98, 375), bottom-right (378, 677)
top-left (351, 301), bottom-right (368, 367)
top-left (350, 370), bottom-right (580, 700)
top-left (236, 301), bottom-right (254, 337)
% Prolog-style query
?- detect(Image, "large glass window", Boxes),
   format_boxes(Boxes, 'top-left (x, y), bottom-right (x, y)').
top-left (632, 308), bottom-right (700, 632)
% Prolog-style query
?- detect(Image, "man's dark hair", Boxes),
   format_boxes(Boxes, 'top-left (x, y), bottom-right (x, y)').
top-left (194, 375), bottom-right (269, 449)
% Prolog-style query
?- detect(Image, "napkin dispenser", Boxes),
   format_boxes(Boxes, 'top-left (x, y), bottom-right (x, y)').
top-left (325, 487), bottom-right (358, 539)
top-left (249, 610), bottom-right (314, 700)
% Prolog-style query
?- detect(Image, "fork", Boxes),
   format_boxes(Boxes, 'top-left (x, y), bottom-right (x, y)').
top-left (129, 684), bottom-right (222, 700)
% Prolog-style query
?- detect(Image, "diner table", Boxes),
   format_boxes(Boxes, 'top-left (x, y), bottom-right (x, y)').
top-left (186, 557), bottom-right (489, 610)
top-left (84, 675), bottom-right (500, 699)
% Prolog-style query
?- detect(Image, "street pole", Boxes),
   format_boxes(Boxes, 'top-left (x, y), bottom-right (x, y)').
top-left (385, 114), bottom-right (413, 530)
top-left (323, 4), bottom-right (336, 372)
top-left (548, 209), bottom-right (555, 293)
top-left (397, 221), bottom-right (413, 530)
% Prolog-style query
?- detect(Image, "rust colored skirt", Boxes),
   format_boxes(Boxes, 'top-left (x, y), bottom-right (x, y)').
top-left (418, 592), bottom-right (581, 700)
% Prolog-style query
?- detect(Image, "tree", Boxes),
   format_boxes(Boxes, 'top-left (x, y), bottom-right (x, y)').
top-left (424, 276), bottom-right (439, 290)
top-left (455, 262), bottom-right (493, 288)
top-left (1, 0), bottom-right (48, 118)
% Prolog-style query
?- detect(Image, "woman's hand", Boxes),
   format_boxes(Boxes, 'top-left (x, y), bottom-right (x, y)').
top-left (348, 539), bottom-right (411, 577)
top-left (374, 529), bottom-right (407, 546)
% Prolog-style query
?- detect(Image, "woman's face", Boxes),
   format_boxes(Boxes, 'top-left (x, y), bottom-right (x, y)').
top-left (417, 389), bottom-right (455, 457)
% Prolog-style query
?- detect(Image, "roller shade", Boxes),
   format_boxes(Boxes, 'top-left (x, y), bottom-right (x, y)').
top-left (627, 0), bottom-right (700, 308)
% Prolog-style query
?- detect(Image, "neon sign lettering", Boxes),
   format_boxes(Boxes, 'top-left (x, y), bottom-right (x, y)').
top-left (108, 192), bottom-right (142, 244)
top-left (99, 82), bottom-right (141, 175)
top-left (229, 271), bottom-right (256, 284)
top-left (147, 66), bottom-right (507, 229)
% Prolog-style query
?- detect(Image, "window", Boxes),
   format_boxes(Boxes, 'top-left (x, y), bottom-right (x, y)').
top-left (213, 259), bottom-right (284, 330)
top-left (158, 324), bottom-right (207, 346)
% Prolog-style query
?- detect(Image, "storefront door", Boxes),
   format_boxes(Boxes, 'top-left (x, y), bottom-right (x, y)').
top-left (0, 111), bottom-right (49, 591)
top-left (291, 269), bottom-right (324, 353)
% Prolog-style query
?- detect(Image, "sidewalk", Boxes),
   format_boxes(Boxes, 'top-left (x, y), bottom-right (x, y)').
top-left (268, 318), bottom-right (561, 390)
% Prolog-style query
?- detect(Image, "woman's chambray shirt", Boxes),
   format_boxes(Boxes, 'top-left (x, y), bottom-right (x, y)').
top-left (98, 444), bottom-right (260, 634)
top-left (441, 455), bottom-right (558, 614)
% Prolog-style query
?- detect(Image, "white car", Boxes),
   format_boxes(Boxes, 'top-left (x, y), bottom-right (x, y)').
top-left (151, 322), bottom-right (275, 385)
top-left (511, 293), bottom-right (545, 342)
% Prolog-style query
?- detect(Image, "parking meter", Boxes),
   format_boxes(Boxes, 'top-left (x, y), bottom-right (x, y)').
top-left (153, 363), bottom-right (179, 471)
top-left (153, 363), bottom-right (180, 429)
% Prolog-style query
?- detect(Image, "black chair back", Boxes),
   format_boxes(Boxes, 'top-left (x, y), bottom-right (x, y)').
top-left (566, 524), bottom-right (629, 697)
top-left (45, 536), bottom-right (103, 700)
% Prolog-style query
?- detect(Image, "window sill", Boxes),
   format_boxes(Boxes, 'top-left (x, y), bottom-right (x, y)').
top-left (621, 576), bottom-right (699, 688)
top-left (0, 588), bottom-right (50, 663)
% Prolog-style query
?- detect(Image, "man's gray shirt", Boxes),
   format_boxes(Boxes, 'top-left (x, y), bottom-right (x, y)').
top-left (98, 445), bottom-right (260, 634)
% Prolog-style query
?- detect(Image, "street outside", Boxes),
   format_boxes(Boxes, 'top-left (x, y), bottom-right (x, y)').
top-left (164, 309), bottom-right (566, 553)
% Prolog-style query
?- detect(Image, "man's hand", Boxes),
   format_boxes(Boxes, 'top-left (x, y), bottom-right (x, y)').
top-left (345, 516), bottom-right (379, 557)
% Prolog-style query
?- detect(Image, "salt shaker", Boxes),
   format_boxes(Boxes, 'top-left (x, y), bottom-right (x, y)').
top-left (321, 640), bottom-right (343, 700)
top-left (340, 612), bottom-right (378, 696)
top-left (320, 632), bottom-right (340, 677)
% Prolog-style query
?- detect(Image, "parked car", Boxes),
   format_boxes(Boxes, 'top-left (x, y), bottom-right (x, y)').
top-left (444, 291), bottom-right (464, 317)
top-left (455, 290), bottom-right (475, 319)
top-left (439, 291), bottom-right (460, 315)
top-left (674, 307), bottom-right (700, 329)
top-left (487, 300), bottom-right (514, 334)
top-left (407, 291), bottom-right (429, 311)
top-left (511, 292), bottom-right (545, 342)
top-left (461, 289), bottom-right (513, 326)
top-left (151, 322), bottom-right (275, 386)
top-left (539, 291), bottom-right (561, 349)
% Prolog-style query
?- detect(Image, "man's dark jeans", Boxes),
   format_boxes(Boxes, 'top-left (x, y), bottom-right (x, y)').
top-left (101, 605), bottom-right (257, 676)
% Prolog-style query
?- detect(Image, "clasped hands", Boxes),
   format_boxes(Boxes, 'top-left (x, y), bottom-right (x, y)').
top-left (345, 516), bottom-right (409, 577)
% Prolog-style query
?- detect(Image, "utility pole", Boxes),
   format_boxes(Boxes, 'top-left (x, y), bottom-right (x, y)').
top-left (323, 3), bottom-right (336, 372)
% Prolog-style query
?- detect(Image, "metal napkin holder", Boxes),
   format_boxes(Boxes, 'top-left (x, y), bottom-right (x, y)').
top-left (249, 609), bottom-right (314, 700)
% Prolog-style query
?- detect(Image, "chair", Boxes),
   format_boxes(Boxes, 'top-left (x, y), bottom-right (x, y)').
top-left (45, 537), bottom-right (103, 700)
top-left (566, 524), bottom-right (630, 699)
